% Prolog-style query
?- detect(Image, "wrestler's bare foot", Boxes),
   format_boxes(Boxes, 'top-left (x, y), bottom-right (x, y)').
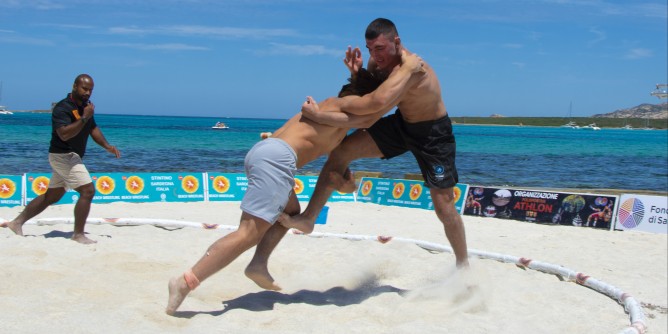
top-left (244, 264), bottom-right (282, 291)
top-left (457, 259), bottom-right (471, 269)
top-left (329, 169), bottom-right (356, 193)
top-left (72, 233), bottom-right (97, 244)
top-left (166, 276), bottom-right (190, 315)
top-left (278, 213), bottom-right (315, 234)
top-left (7, 220), bottom-right (24, 236)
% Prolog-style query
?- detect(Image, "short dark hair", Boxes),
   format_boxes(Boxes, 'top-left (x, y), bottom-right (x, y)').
top-left (365, 18), bottom-right (398, 40)
top-left (338, 68), bottom-right (382, 97)
top-left (74, 74), bottom-right (93, 85)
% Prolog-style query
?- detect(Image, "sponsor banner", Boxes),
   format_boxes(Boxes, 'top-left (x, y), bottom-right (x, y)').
top-left (25, 173), bottom-right (78, 205)
top-left (25, 172), bottom-right (206, 204)
top-left (294, 175), bottom-right (355, 202)
top-left (206, 173), bottom-right (355, 203)
top-left (452, 184), bottom-right (468, 213)
top-left (0, 174), bottom-right (24, 207)
top-left (328, 189), bottom-right (356, 202)
top-left (293, 175), bottom-right (317, 201)
top-left (91, 172), bottom-right (206, 203)
top-left (207, 173), bottom-right (248, 201)
top-left (356, 177), bottom-right (468, 213)
top-left (615, 194), bottom-right (667, 234)
top-left (463, 186), bottom-right (618, 229)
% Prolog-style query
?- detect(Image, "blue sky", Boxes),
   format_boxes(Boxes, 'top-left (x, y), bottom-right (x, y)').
top-left (0, 0), bottom-right (666, 119)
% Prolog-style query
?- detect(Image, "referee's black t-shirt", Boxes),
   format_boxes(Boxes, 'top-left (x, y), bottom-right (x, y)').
top-left (49, 93), bottom-right (97, 158)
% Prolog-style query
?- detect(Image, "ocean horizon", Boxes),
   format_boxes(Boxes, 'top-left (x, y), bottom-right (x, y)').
top-left (1, 112), bottom-right (667, 193)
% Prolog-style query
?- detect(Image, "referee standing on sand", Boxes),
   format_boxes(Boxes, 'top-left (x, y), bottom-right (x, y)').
top-left (6, 74), bottom-right (120, 244)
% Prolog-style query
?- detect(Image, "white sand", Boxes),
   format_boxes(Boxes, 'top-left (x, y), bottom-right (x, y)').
top-left (1, 201), bottom-right (666, 334)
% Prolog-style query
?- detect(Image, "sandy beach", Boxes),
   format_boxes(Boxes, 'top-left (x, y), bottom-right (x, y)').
top-left (1, 201), bottom-right (666, 334)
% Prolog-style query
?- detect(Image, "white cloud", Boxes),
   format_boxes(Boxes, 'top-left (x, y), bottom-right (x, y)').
top-left (38, 23), bottom-right (95, 30)
top-left (0, 33), bottom-right (54, 46)
top-left (108, 25), bottom-right (297, 40)
top-left (624, 48), bottom-right (653, 59)
top-left (0, 0), bottom-right (65, 10)
top-left (92, 42), bottom-right (209, 51)
top-left (256, 42), bottom-right (339, 56)
top-left (587, 27), bottom-right (606, 46)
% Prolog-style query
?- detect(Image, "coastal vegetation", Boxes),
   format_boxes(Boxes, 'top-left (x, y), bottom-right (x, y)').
top-left (451, 102), bottom-right (668, 129)
top-left (450, 116), bottom-right (667, 129)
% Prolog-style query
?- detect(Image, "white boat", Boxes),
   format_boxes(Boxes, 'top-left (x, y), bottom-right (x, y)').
top-left (582, 123), bottom-right (601, 130)
top-left (211, 121), bottom-right (229, 130)
top-left (621, 124), bottom-right (633, 130)
top-left (561, 121), bottom-right (580, 129)
top-left (561, 102), bottom-right (579, 128)
top-left (641, 118), bottom-right (654, 130)
top-left (0, 82), bottom-right (11, 114)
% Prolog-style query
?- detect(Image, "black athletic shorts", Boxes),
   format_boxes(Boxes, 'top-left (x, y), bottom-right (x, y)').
top-left (367, 110), bottom-right (458, 189)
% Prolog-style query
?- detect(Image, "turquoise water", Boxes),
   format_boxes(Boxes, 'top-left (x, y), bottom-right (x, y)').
top-left (1, 112), bottom-right (666, 192)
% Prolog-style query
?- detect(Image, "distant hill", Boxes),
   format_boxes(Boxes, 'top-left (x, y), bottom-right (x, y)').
top-left (592, 103), bottom-right (667, 119)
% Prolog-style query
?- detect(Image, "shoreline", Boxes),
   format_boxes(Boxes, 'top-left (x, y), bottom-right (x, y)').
top-left (1, 201), bottom-right (666, 334)
top-left (5, 110), bottom-right (666, 129)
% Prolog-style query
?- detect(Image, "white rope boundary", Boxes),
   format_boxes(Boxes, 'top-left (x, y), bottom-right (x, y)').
top-left (1, 217), bottom-right (647, 334)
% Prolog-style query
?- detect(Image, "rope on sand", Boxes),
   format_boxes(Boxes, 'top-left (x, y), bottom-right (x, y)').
top-left (2, 217), bottom-right (647, 334)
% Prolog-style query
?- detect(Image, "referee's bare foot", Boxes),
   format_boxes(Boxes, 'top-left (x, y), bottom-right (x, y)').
top-left (7, 220), bottom-right (24, 236)
top-left (244, 264), bottom-right (282, 291)
top-left (72, 233), bottom-right (97, 244)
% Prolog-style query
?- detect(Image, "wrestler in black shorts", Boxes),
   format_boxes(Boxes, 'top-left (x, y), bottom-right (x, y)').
top-left (367, 109), bottom-right (458, 188)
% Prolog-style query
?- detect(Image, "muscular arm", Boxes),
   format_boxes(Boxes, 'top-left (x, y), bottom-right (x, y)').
top-left (55, 101), bottom-right (95, 141)
top-left (302, 51), bottom-right (423, 127)
top-left (323, 111), bottom-right (381, 129)
top-left (301, 96), bottom-right (387, 129)
top-left (55, 119), bottom-right (88, 141)
top-left (338, 50), bottom-right (423, 116)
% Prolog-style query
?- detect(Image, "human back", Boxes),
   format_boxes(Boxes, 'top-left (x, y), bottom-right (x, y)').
top-left (272, 104), bottom-right (349, 168)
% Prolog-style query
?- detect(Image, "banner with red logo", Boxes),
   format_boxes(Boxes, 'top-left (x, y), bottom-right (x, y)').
top-left (0, 174), bottom-right (24, 207)
top-left (356, 177), bottom-right (468, 213)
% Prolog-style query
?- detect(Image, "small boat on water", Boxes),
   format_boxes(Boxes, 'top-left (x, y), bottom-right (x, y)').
top-left (561, 121), bottom-right (580, 129)
top-left (561, 102), bottom-right (579, 128)
top-left (212, 121), bottom-right (229, 130)
top-left (0, 106), bottom-right (13, 115)
top-left (581, 123), bottom-right (601, 130)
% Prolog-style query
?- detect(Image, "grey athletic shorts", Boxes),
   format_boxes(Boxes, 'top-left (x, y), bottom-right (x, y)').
top-left (48, 152), bottom-right (92, 190)
top-left (240, 138), bottom-right (297, 224)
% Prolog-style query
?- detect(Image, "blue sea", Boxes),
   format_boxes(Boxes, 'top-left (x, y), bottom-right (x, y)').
top-left (1, 112), bottom-right (667, 192)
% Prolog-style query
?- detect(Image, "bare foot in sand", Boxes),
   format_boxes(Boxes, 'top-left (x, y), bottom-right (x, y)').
top-left (166, 276), bottom-right (190, 315)
top-left (72, 233), bottom-right (97, 244)
top-left (244, 264), bottom-right (282, 291)
top-left (7, 220), bottom-right (24, 236)
top-left (278, 213), bottom-right (315, 234)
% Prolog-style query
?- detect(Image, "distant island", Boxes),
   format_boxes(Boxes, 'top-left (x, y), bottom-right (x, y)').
top-left (451, 102), bottom-right (667, 129)
top-left (593, 103), bottom-right (667, 119)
